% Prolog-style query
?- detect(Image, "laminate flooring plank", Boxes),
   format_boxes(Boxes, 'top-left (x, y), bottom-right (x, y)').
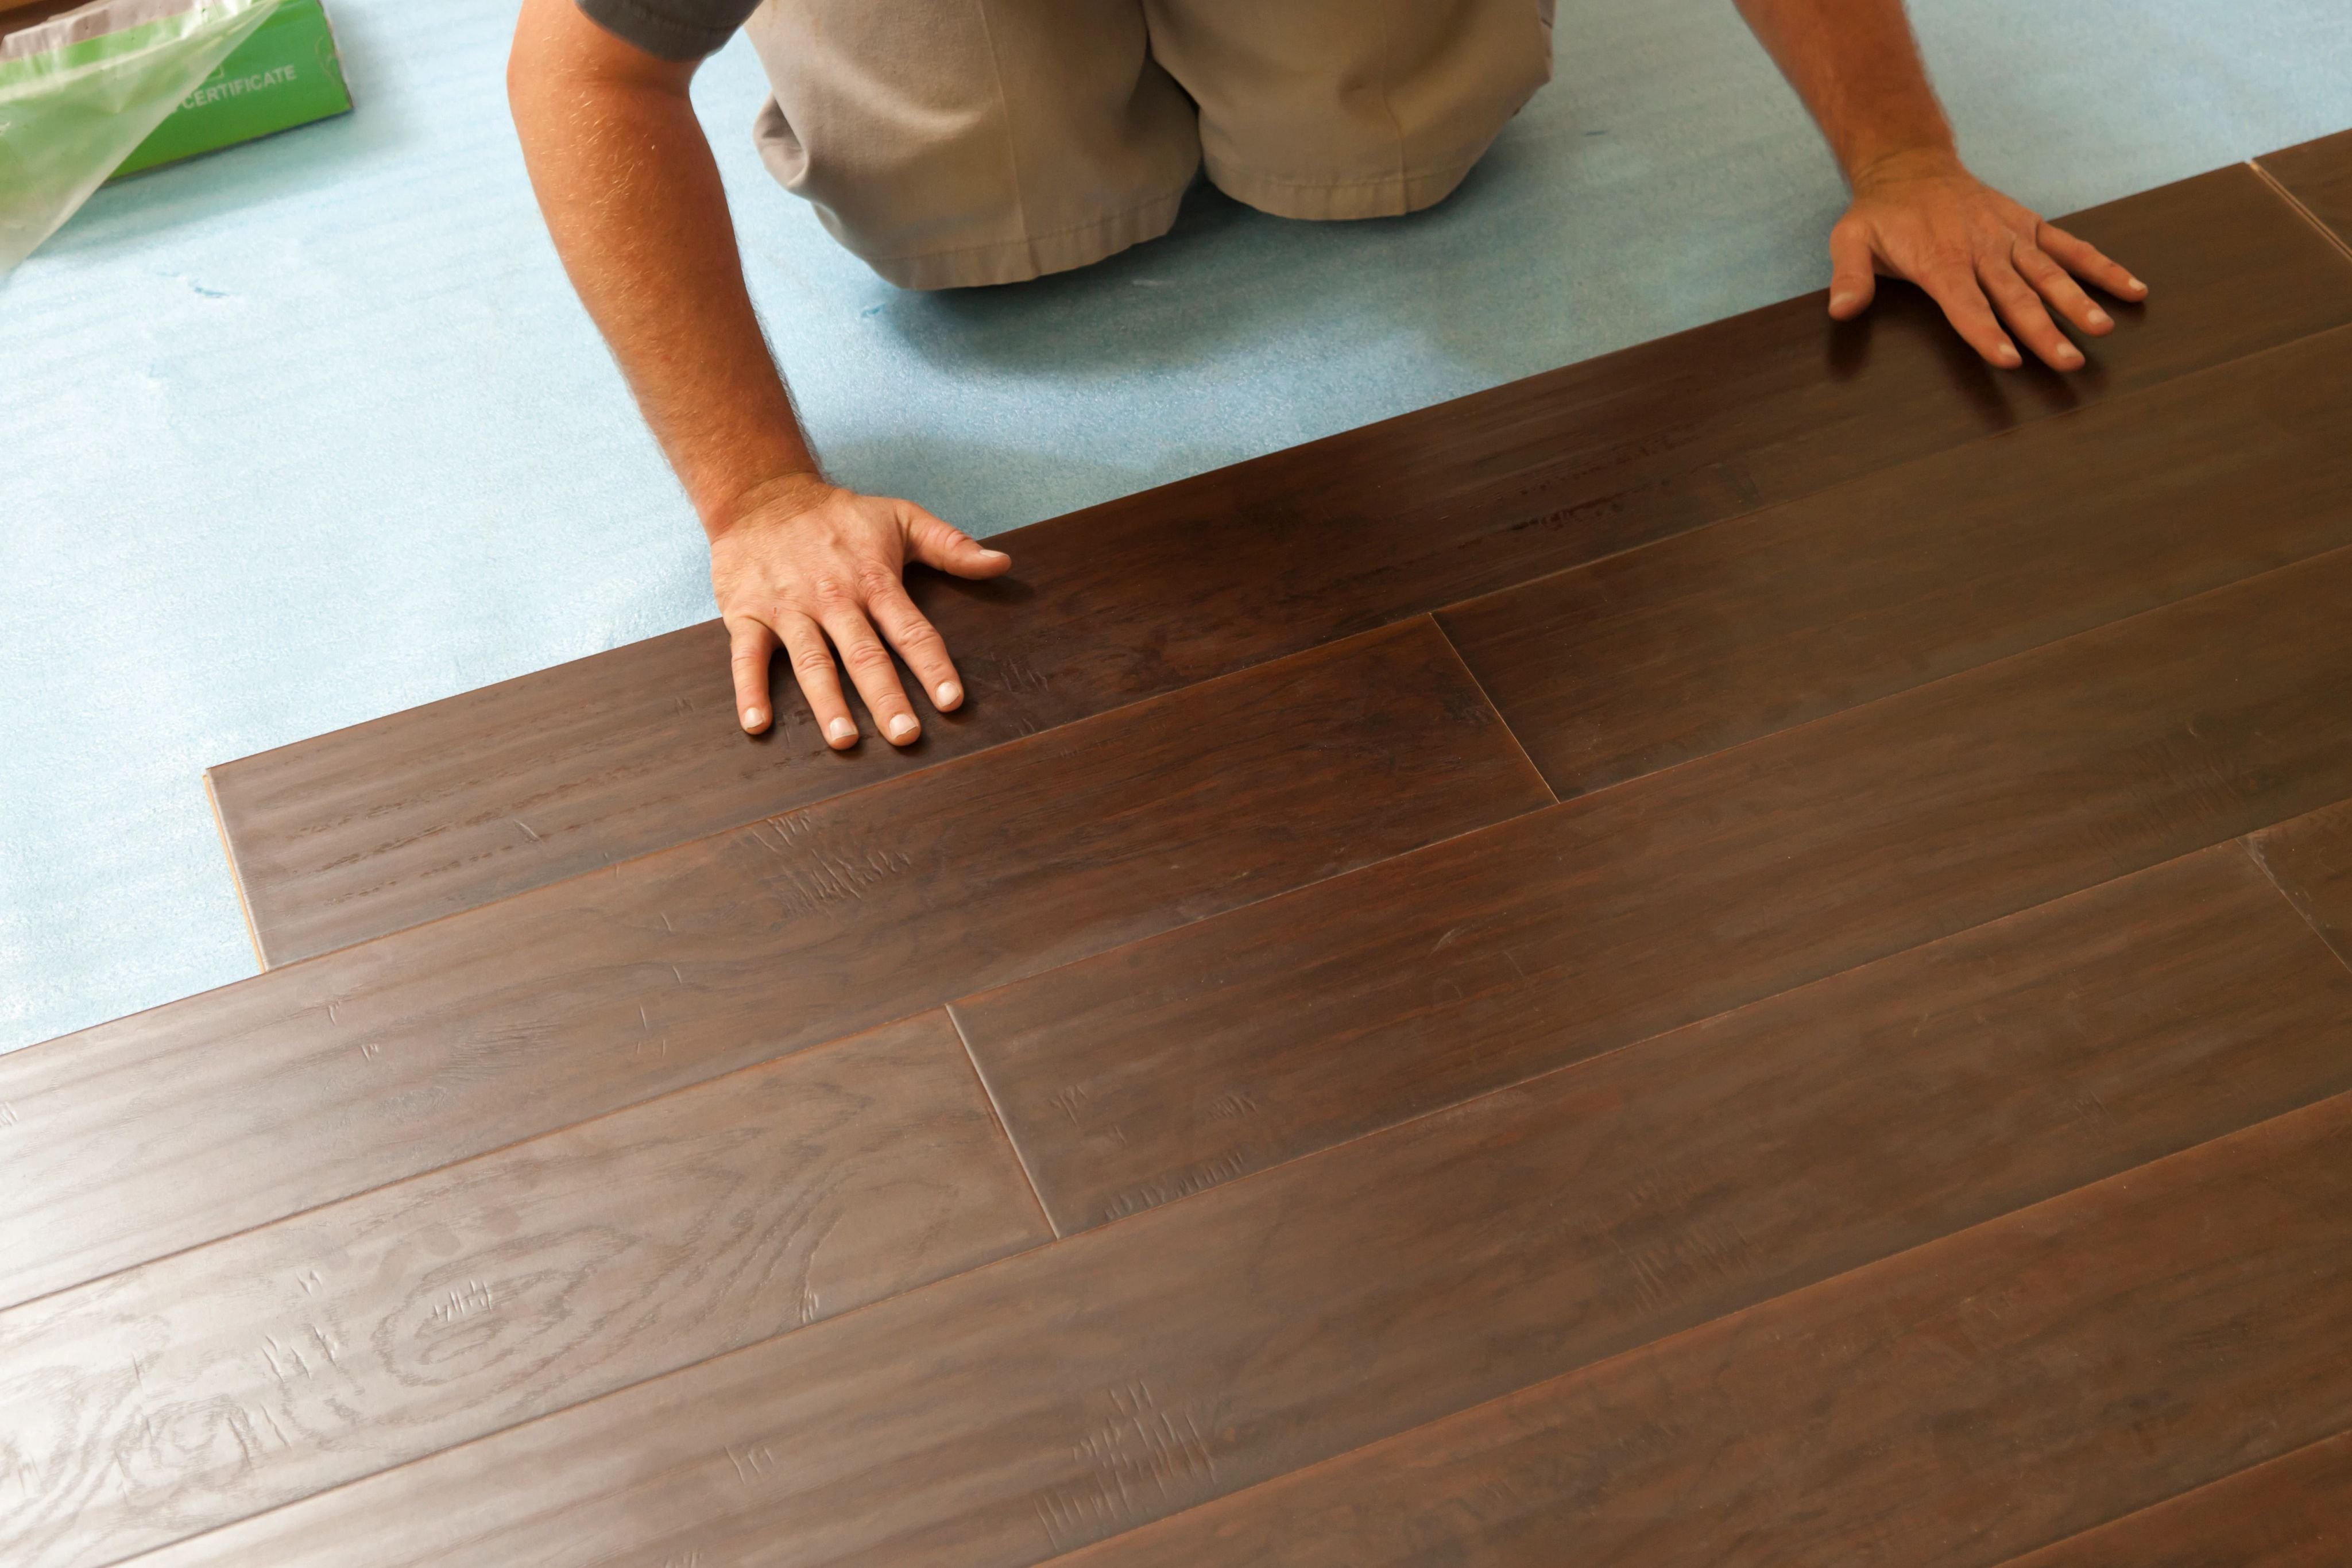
top-left (0, 1013), bottom-right (1046, 1568)
top-left (1991, 1430), bottom-right (2352, 1568)
top-left (2249, 800), bottom-right (2352, 970)
top-left (1440, 324), bottom-right (2352, 799)
top-left (0, 620), bottom-right (1545, 1313)
top-left (1054, 1093), bottom-right (2352, 1568)
top-left (206, 165), bottom-right (2352, 965)
top-left (960, 547), bottom-right (2352, 1234)
top-left (121, 845), bottom-right (2352, 1567)
top-left (2260, 129), bottom-right (2352, 251)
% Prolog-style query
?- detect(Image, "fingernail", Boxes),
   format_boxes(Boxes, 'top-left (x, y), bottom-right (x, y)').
top-left (2125, 275), bottom-right (2146, 294)
top-left (2087, 307), bottom-right (2112, 329)
top-left (1997, 344), bottom-right (2022, 367)
top-left (827, 718), bottom-right (856, 743)
top-left (935, 682), bottom-right (961, 707)
top-left (1829, 290), bottom-right (1856, 312)
top-left (742, 707), bottom-right (765, 730)
top-left (2058, 349), bottom-right (2083, 369)
top-left (888, 714), bottom-right (918, 741)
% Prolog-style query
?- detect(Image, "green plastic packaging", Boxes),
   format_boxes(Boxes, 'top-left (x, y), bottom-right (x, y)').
top-left (0, 0), bottom-right (281, 272)
top-left (112, 0), bottom-right (350, 179)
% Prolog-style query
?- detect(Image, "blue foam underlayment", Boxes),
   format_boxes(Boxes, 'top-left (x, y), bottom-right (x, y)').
top-left (5, 2), bottom-right (2351, 1052)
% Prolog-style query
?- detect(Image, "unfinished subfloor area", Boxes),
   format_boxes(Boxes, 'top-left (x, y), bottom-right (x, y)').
top-left (8, 130), bottom-right (2352, 1565)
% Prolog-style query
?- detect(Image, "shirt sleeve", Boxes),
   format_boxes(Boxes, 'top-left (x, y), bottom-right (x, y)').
top-left (572, 0), bottom-right (761, 61)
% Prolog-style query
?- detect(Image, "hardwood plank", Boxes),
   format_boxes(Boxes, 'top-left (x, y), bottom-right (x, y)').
top-left (1054, 1093), bottom-right (2352, 1568)
top-left (960, 547), bottom-right (2352, 1234)
top-left (1993, 1430), bottom-right (2352, 1568)
top-left (1440, 323), bottom-right (2352, 798)
top-left (207, 164), bottom-right (2352, 965)
top-left (2250, 799), bottom-right (2352, 970)
top-left (2260, 129), bottom-right (2352, 251)
top-left (0, 1013), bottom-right (1046, 1568)
top-left (121, 844), bottom-right (2352, 1566)
top-left (0, 619), bottom-right (1544, 1313)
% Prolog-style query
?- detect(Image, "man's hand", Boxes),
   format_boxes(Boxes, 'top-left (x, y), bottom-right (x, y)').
top-left (1829, 149), bottom-right (2149, 371)
top-left (1734, 0), bottom-right (2149, 372)
top-left (710, 474), bottom-right (1012, 746)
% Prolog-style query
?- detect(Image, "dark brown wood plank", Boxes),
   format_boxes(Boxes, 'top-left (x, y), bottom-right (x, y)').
top-left (121, 844), bottom-right (2352, 1566)
top-left (0, 619), bottom-right (1544, 1313)
top-left (1054, 1093), bottom-right (2352, 1568)
top-left (0, 1013), bottom-right (1045, 1568)
top-left (2260, 129), bottom-right (2352, 251)
top-left (1440, 323), bottom-right (2352, 798)
top-left (1994, 1430), bottom-right (2352, 1568)
top-left (960, 546), bottom-right (2352, 1234)
top-left (2250, 799), bottom-right (2352, 971)
top-left (207, 164), bottom-right (2352, 966)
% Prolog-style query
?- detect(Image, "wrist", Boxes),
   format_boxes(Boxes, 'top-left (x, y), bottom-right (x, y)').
top-left (701, 466), bottom-right (831, 544)
top-left (1847, 141), bottom-right (1964, 193)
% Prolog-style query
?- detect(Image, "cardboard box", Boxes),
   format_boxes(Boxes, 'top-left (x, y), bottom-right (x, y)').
top-left (110, 0), bottom-right (350, 177)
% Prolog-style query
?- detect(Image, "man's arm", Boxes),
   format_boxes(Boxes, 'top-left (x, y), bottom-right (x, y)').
top-left (1736, 0), bottom-right (2147, 370)
top-left (506, 0), bottom-right (1009, 745)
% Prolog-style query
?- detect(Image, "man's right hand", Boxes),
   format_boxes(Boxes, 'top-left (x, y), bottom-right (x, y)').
top-left (709, 473), bottom-right (1013, 747)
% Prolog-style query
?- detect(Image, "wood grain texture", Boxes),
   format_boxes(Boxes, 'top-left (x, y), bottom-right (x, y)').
top-left (1993, 1429), bottom-right (2352, 1568)
top-left (960, 546), bottom-right (2352, 1233)
top-left (0, 620), bottom-right (1544, 1313)
top-left (2260, 130), bottom-right (2352, 252)
top-left (1058, 1093), bottom-right (2352, 1568)
top-left (2250, 799), bottom-right (2352, 971)
top-left (1440, 323), bottom-right (2352, 797)
top-left (207, 165), bottom-right (2352, 965)
top-left (124, 843), bottom-right (2352, 1567)
top-left (0, 1013), bottom-right (1045, 1568)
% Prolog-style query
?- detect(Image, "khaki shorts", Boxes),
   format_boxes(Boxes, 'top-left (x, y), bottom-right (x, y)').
top-left (741, 0), bottom-right (1556, 289)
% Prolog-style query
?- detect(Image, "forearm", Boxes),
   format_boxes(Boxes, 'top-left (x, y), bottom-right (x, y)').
top-left (508, 0), bottom-right (812, 537)
top-left (1734, 0), bottom-right (1955, 184)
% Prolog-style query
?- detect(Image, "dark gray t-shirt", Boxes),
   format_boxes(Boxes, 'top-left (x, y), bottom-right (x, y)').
top-left (576, 0), bottom-right (758, 60)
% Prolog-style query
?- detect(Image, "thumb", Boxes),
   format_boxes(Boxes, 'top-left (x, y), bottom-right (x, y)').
top-left (725, 616), bottom-right (779, 734)
top-left (1827, 218), bottom-right (1877, 320)
top-left (902, 503), bottom-right (1012, 580)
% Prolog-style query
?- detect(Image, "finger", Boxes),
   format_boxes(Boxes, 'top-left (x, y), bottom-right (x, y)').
top-left (1916, 262), bottom-right (2022, 369)
top-left (2012, 240), bottom-right (2115, 336)
top-left (725, 617), bottom-right (779, 734)
top-left (1978, 255), bottom-right (2084, 370)
top-left (2034, 221), bottom-right (2147, 301)
top-left (775, 613), bottom-right (860, 749)
top-left (901, 502), bottom-right (1012, 580)
top-left (865, 582), bottom-right (966, 713)
top-left (821, 605), bottom-right (922, 745)
top-left (1827, 218), bottom-right (1877, 319)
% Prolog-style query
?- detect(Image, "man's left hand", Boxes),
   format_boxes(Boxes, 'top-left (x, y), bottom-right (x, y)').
top-left (1827, 148), bottom-right (2148, 371)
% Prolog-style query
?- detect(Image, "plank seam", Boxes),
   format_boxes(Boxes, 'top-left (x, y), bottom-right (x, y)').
top-left (2250, 157), bottom-right (2352, 266)
top-left (2240, 831), bottom-right (2352, 976)
top-left (947, 1001), bottom-right (1062, 1238)
top-left (202, 768), bottom-right (268, 971)
top-left (1975, 1420), bottom-right (2352, 1567)
top-left (1424, 613), bottom-right (1559, 805)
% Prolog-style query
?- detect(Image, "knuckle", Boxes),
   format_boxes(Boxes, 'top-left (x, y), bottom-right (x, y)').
top-left (896, 620), bottom-right (945, 653)
top-left (853, 564), bottom-right (900, 599)
top-left (844, 642), bottom-right (896, 676)
top-left (790, 646), bottom-right (835, 677)
top-left (809, 576), bottom-right (854, 610)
